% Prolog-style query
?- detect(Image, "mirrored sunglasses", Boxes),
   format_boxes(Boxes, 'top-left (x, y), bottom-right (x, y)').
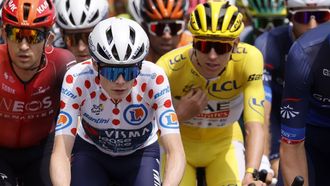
top-left (147, 20), bottom-right (185, 36)
top-left (289, 9), bottom-right (330, 24)
top-left (5, 26), bottom-right (46, 44)
top-left (63, 32), bottom-right (90, 47)
top-left (99, 64), bottom-right (141, 82)
top-left (193, 39), bottom-right (234, 55)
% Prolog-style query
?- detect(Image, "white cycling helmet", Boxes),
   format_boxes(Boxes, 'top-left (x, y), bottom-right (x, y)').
top-left (128, 0), bottom-right (143, 24)
top-left (287, 0), bottom-right (330, 8)
top-left (89, 17), bottom-right (149, 65)
top-left (56, 0), bottom-right (109, 30)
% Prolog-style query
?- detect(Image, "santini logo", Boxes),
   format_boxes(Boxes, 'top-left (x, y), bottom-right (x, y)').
top-left (280, 105), bottom-right (299, 119)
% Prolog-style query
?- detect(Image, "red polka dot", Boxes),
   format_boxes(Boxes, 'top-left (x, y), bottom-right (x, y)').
top-left (90, 91), bottom-right (96, 99)
top-left (60, 101), bottom-right (66, 109)
top-left (126, 94), bottom-right (132, 102)
top-left (100, 93), bottom-right (107, 101)
top-left (112, 108), bottom-right (120, 115)
top-left (137, 94), bottom-right (142, 102)
top-left (133, 79), bottom-right (137, 87)
top-left (95, 77), bottom-right (100, 85)
top-left (66, 75), bottom-right (73, 84)
top-left (72, 103), bottom-right (79, 109)
top-left (71, 128), bottom-right (77, 135)
top-left (85, 80), bottom-right (91, 89)
top-left (81, 100), bottom-right (86, 106)
top-left (152, 103), bottom-right (158, 110)
top-left (156, 75), bottom-right (164, 85)
top-left (164, 99), bottom-right (172, 108)
top-left (76, 87), bottom-right (82, 96)
top-left (82, 61), bottom-right (91, 65)
top-left (112, 119), bottom-right (120, 125)
top-left (141, 83), bottom-right (147, 92)
top-left (148, 89), bottom-right (154, 99)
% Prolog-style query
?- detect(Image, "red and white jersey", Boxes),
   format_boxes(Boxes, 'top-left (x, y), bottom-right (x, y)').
top-left (55, 60), bottom-right (180, 156)
top-left (0, 45), bottom-right (76, 148)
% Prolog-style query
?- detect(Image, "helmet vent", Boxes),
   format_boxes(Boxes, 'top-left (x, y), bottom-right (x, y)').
top-left (80, 12), bottom-right (86, 24)
top-left (111, 46), bottom-right (120, 60)
top-left (69, 14), bottom-right (76, 25)
top-left (86, 0), bottom-right (91, 9)
top-left (46, 0), bottom-right (53, 9)
top-left (58, 14), bottom-right (68, 25)
top-left (65, 0), bottom-right (70, 11)
top-left (5, 13), bottom-right (18, 23)
top-left (132, 43), bottom-right (144, 60)
top-left (124, 45), bottom-right (132, 60)
top-left (89, 11), bottom-right (99, 23)
top-left (33, 16), bottom-right (47, 24)
top-left (23, 3), bottom-right (30, 20)
top-left (106, 27), bottom-right (113, 45)
top-left (129, 26), bottom-right (135, 44)
top-left (97, 44), bottom-right (110, 60)
top-left (193, 9), bottom-right (201, 29)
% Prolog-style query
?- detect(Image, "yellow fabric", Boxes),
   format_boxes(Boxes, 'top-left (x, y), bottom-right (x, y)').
top-left (157, 42), bottom-right (265, 185)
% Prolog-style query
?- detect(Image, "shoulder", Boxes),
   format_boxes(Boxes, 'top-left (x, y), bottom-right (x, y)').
top-left (64, 60), bottom-right (96, 83)
top-left (156, 45), bottom-right (192, 71)
top-left (46, 47), bottom-right (77, 68)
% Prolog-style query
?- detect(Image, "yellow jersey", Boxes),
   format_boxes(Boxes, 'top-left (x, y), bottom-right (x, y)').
top-left (156, 43), bottom-right (265, 141)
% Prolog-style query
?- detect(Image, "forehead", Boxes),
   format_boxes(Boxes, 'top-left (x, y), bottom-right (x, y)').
top-left (63, 28), bottom-right (93, 34)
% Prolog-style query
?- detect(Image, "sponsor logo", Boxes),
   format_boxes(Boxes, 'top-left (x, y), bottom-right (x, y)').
top-left (139, 72), bottom-right (157, 79)
top-left (263, 69), bottom-right (271, 82)
top-left (8, 0), bottom-right (17, 12)
top-left (248, 74), bottom-right (262, 81)
top-left (159, 110), bottom-right (179, 129)
top-left (0, 96), bottom-right (52, 112)
top-left (280, 105), bottom-right (299, 119)
top-left (154, 86), bottom-right (170, 99)
top-left (313, 93), bottom-right (330, 103)
top-left (72, 69), bottom-right (94, 77)
top-left (323, 68), bottom-right (330, 77)
top-left (83, 113), bottom-right (110, 124)
top-left (169, 54), bottom-right (186, 65)
top-left (210, 80), bottom-right (241, 92)
top-left (3, 72), bottom-right (15, 83)
top-left (55, 111), bottom-right (72, 131)
top-left (248, 97), bottom-right (264, 117)
top-left (124, 104), bottom-right (148, 125)
top-left (61, 88), bottom-right (77, 99)
top-left (1, 83), bottom-right (15, 94)
top-left (32, 86), bottom-right (50, 96)
top-left (91, 104), bottom-right (104, 115)
top-left (36, 1), bottom-right (49, 14)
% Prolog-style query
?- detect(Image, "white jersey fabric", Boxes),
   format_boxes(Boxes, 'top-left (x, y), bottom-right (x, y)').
top-left (55, 60), bottom-right (179, 156)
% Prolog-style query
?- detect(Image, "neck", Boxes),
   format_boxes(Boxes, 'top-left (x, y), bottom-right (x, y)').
top-left (145, 47), bottom-right (161, 63)
top-left (12, 63), bottom-right (39, 82)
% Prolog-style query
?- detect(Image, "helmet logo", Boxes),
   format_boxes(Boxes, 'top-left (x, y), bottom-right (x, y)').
top-left (8, 0), bottom-right (17, 12)
top-left (37, 1), bottom-right (49, 14)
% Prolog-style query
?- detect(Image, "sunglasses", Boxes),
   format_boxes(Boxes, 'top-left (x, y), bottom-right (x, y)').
top-left (5, 26), bottom-right (46, 44)
top-left (63, 32), bottom-right (90, 47)
top-left (289, 9), bottom-right (330, 24)
top-left (98, 63), bottom-right (142, 82)
top-left (193, 39), bottom-right (234, 55)
top-left (147, 20), bottom-right (185, 36)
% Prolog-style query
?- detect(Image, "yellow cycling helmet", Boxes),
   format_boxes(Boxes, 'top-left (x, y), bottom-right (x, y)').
top-left (188, 1), bottom-right (244, 39)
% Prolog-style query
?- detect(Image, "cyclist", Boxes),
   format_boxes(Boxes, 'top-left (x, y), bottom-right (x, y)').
top-left (55, 0), bottom-right (109, 62)
top-left (50, 17), bottom-right (185, 186)
top-left (0, 0), bottom-right (76, 185)
top-left (136, 0), bottom-right (192, 62)
top-left (157, 1), bottom-right (265, 186)
top-left (254, 0), bottom-right (330, 184)
top-left (280, 22), bottom-right (330, 186)
top-left (237, 0), bottom-right (288, 44)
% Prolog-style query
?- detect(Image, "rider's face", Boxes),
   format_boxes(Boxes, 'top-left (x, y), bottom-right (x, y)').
top-left (6, 26), bottom-right (46, 71)
top-left (100, 74), bottom-right (135, 100)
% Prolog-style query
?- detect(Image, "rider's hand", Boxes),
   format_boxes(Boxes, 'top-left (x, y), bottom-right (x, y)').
top-left (175, 88), bottom-right (208, 121)
top-left (243, 173), bottom-right (266, 186)
top-left (259, 155), bottom-right (275, 185)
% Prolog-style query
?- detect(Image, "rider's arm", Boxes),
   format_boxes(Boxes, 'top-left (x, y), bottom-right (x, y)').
top-left (49, 66), bottom-right (83, 186)
top-left (50, 135), bottom-right (75, 186)
top-left (280, 42), bottom-right (311, 186)
top-left (160, 133), bottom-right (186, 186)
top-left (241, 46), bottom-right (265, 185)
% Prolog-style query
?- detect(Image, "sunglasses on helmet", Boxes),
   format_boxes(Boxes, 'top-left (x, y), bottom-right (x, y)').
top-left (5, 26), bottom-right (47, 44)
top-left (63, 31), bottom-right (91, 47)
top-left (289, 9), bottom-right (330, 24)
top-left (147, 20), bottom-right (185, 36)
top-left (97, 62), bottom-right (142, 82)
top-left (193, 39), bottom-right (234, 55)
